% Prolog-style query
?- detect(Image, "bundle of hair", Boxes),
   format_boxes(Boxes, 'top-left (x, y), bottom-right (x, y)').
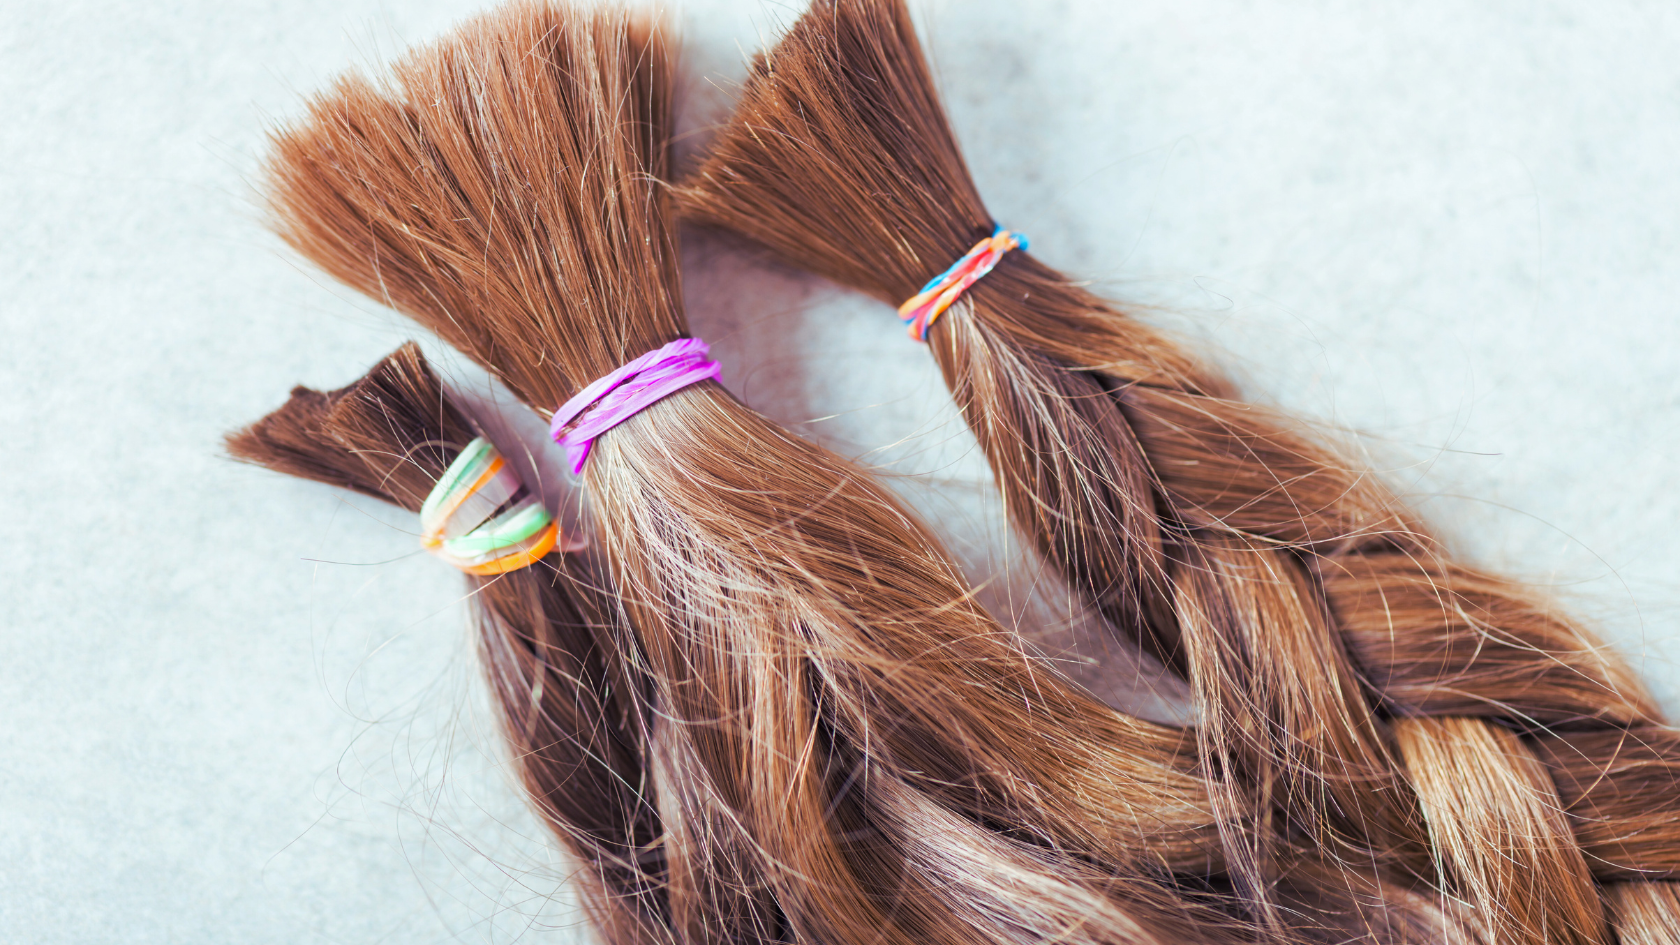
top-left (676, 0), bottom-right (1680, 942)
top-left (232, 1), bottom-right (1680, 943)
top-left (226, 344), bottom-right (670, 938)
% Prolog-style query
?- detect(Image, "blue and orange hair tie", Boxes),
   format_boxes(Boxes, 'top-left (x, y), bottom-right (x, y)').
top-left (897, 225), bottom-right (1028, 341)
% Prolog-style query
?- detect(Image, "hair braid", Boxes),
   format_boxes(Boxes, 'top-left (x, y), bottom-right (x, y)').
top-left (675, 0), bottom-right (1680, 939)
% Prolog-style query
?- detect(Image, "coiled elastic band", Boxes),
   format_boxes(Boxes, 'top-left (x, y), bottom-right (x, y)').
top-left (548, 338), bottom-right (721, 473)
top-left (419, 437), bottom-right (576, 575)
top-left (897, 226), bottom-right (1028, 341)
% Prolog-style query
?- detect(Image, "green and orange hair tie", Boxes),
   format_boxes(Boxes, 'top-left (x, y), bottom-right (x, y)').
top-left (418, 437), bottom-right (581, 576)
top-left (898, 225), bottom-right (1028, 341)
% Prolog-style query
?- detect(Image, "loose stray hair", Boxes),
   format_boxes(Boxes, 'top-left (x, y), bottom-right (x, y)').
top-left (676, 0), bottom-right (1680, 942)
top-left (238, 4), bottom-right (1380, 943)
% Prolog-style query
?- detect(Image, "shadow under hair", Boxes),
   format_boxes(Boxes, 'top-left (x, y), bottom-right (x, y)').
top-left (226, 343), bottom-right (670, 941)
top-left (675, 0), bottom-right (1680, 942)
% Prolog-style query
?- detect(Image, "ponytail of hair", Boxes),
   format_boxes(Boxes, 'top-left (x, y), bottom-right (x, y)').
top-left (226, 343), bottom-right (669, 943)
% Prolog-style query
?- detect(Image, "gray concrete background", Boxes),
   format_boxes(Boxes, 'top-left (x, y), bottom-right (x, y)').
top-left (4, 0), bottom-right (1678, 940)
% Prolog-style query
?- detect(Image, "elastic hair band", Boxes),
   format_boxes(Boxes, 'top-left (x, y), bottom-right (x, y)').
top-left (897, 225), bottom-right (1028, 341)
top-left (418, 437), bottom-right (578, 575)
top-left (548, 338), bottom-right (722, 473)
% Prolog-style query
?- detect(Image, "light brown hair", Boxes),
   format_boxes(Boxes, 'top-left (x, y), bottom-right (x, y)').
top-left (676, 0), bottom-right (1680, 941)
top-left (251, 5), bottom-right (1315, 943)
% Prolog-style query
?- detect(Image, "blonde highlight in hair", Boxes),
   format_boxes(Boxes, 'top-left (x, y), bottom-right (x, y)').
top-left (677, 0), bottom-right (1680, 939)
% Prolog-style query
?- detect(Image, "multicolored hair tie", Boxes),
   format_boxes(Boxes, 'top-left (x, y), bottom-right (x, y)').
top-left (897, 225), bottom-right (1028, 341)
top-left (418, 437), bottom-right (577, 575)
top-left (548, 338), bottom-right (722, 473)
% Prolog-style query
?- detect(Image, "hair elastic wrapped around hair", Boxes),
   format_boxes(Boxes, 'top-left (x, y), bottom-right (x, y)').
top-left (898, 225), bottom-right (1026, 340)
top-left (418, 436), bottom-right (574, 574)
top-left (548, 338), bottom-right (721, 472)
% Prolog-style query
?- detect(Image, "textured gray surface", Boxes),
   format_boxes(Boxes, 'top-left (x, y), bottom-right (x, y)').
top-left (3, 0), bottom-right (1678, 940)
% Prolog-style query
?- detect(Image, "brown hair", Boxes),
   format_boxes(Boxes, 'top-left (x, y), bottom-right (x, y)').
top-left (225, 344), bottom-right (671, 941)
top-left (676, 0), bottom-right (1680, 941)
top-left (252, 5), bottom-right (1308, 943)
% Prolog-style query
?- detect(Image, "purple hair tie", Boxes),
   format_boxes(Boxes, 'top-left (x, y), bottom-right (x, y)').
top-left (548, 338), bottom-right (722, 473)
